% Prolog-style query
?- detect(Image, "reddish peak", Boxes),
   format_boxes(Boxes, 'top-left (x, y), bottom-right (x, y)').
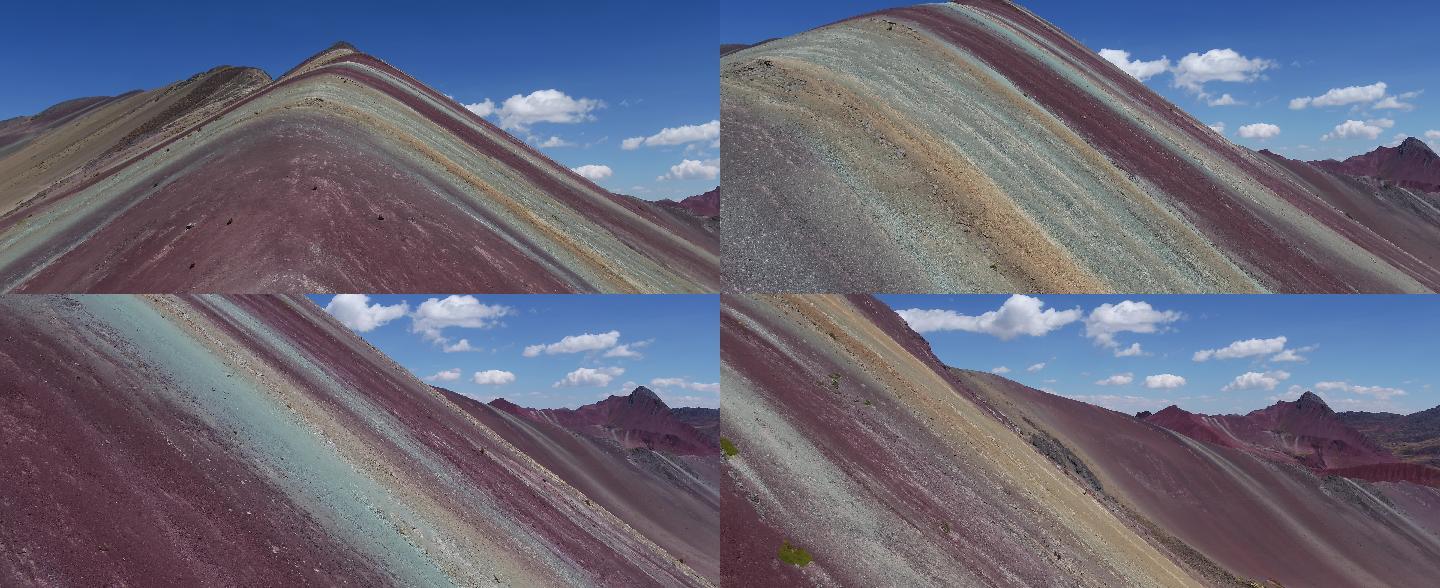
top-left (658, 188), bottom-right (719, 217)
top-left (487, 397), bottom-right (530, 417)
top-left (1150, 404), bottom-right (1192, 419)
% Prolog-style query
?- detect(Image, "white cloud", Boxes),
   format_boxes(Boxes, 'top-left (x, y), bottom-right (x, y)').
top-left (1271, 344), bottom-right (1317, 362)
top-left (992, 366), bottom-right (1011, 374)
top-left (324, 294), bottom-right (409, 332)
top-left (1207, 93), bottom-right (1241, 106)
top-left (1222, 370), bottom-right (1291, 392)
top-left (603, 339), bottom-right (652, 358)
top-left (1322, 119), bottom-right (1389, 141)
top-left (471, 89), bottom-right (602, 130)
top-left (1373, 90), bottom-right (1422, 111)
top-left (622, 120), bottom-right (719, 150)
top-left (1115, 342), bottom-right (1147, 357)
top-left (1027, 362), bottom-right (1047, 373)
top-left (1063, 393), bottom-right (1172, 412)
top-left (1083, 300), bottom-right (1182, 347)
top-left (464, 99), bottom-right (495, 117)
top-left (1095, 373), bottom-right (1135, 386)
top-left (1098, 49), bottom-right (1171, 81)
top-left (410, 295), bottom-right (513, 342)
top-left (442, 339), bottom-right (476, 353)
top-left (1238, 123), bottom-right (1281, 139)
top-left (658, 394), bottom-right (717, 408)
top-left (1425, 130), bottom-right (1440, 141)
top-left (1314, 381), bottom-right (1406, 400)
top-left (658, 158), bottom-right (720, 181)
top-left (1208, 122), bottom-right (1226, 134)
top-left (1172, 49), bottom-right (1275, 92)
top-left (424, 368), bottom-right (461, 382)
top-left (472, 369), bottom-right (516, 386)
top-left (1289, 82), bottom-right (1387, 109)
top-left (571, 164), bottom-right (613, 180)
top-left (1144, 374), bottom-right (1187, 389)
top-left (555, 366), bottom-right (625, 388)
top-left (897, 295), bottom-right (1081, 340)
top-left (1193, 336), bottom-right (1287, 361)
top-left (523, 330), bottom-right (621, 357)
top-left (650, 377), bottom-right (720, 393)
top-left (537, 136), bottom-right (574, 148)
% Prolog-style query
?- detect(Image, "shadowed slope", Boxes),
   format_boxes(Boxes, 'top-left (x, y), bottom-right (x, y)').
top-left (0, 295), bottom-right (709, 587)
top-left (1340, 405), bottom-right (1440, 468)
top-left (0, 44), bottom-right (718, 293)
top-left (443, 388), bottom-right (720, 581)
top-left (958, 371), bottom-right (1440, 587)
top-left (721, 294), bottom-right (1203, 586)
top-left (721, 0), bottom-right (1440, 293)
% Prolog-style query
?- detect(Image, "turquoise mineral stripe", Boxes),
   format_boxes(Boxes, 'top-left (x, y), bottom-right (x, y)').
top-left (75, 296), bottom-right (459, 588)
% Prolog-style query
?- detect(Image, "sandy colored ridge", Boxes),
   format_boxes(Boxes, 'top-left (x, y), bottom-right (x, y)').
top-left (720, 293), bottom-right (1440, 586)
top-left (0, 43), bottom-right (717, 293)
top-left (0, 294), bottom-right (712, 587)
top-left (722, 0), bottom-right (1440, 293)
top-left (721, 294), bottom-right (1203, 586)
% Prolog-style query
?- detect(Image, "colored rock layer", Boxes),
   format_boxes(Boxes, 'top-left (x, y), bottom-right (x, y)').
top-left (443, 388), bottom-right (720, 581)
top-left (0, 43), bottom-right (718, 293)
top-left (0, 295), bottom-right (709, 587)
top-left (721, 0), bottom-right (1440, 293)
top-left (720, 293), bottom-right (1440, 586)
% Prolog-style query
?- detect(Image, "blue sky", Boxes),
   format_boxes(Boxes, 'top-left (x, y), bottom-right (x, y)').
top-left (879, 294), bottom-right (1440, 416)
top-left (1, 0), bottom-right (718, 200)
top-left (308, 294), bottom-right (719, 408)
top-left (722, 0), bottom-right (1440, 160)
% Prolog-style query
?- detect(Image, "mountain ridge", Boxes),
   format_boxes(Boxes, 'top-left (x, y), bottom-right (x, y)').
top-left (721, 0), bottom-right (1440, 293)
top-left (0, 42), bottom-right (718, 293)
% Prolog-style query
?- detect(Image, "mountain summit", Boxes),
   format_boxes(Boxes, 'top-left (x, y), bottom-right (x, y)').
top-left (1312, 136), bottom-right (1440, 193)
top-left (0, 43), bottom-right (718, 293)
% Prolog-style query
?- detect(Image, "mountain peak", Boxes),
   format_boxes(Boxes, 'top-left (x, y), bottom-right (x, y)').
top-left (1399, 136), bottom-right (1436, 155)
top-left (1292, 391), bottom-right (1333, 414)
top-left (628, 385), bottom-right (665, 405)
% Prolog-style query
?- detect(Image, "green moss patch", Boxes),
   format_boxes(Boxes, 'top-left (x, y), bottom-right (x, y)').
top-left (720, 437), bottom-right (739, 457)
top-left (777, 541), bottom-right (812, 567)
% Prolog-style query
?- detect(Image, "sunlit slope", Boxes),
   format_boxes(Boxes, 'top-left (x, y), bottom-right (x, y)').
top-left (0, 295), bottom-right (709, 587)
top-left (0, 44), bottom-right (717, 293)
top-left (721, 0), bottom-right (1440, 293)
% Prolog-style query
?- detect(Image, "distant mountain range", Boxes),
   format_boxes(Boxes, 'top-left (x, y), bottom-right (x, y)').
top-left (0, 42), bottom-right (718, 293)
top-left (439, 386), bottom-right (720, 581)
top-left (1339, 404), bottom-right (1440, 468)
top-left (1312, 137), bottom-right (1440, 194)
top-left (1142, 392), bottom-right (1440, 487)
